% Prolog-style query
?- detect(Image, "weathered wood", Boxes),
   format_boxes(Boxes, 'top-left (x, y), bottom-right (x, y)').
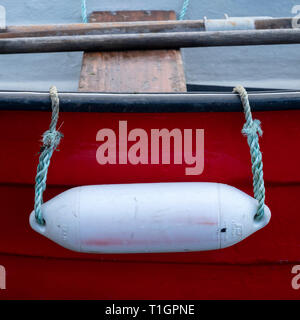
top-left (79, 11), bottom-right (186, 93)
top-left (1, 28), bottom-right (300, 55)
top-left (0, 17), bottom-right (295, 39)
top-left (0, 20), bottom-right (205, 39)
top-left (255, 17), bottom-right (293, 29)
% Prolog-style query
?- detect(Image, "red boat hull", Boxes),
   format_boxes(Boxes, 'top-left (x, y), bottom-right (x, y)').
top-left (0, 110), bottom-right (299, 299)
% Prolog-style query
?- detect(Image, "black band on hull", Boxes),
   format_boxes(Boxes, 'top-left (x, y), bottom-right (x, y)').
top-left (0, 90), bottom-right (299, 113)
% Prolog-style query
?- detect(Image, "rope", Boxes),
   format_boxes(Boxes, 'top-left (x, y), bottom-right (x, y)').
top-left (32, 85), bottom-right (265, 223)
top-left (179, 0), bottom-right (190, 20)
top-left (233, 86), bottom-right (266, 220)
top-left (81, 0), bottom-right (88, 23)
top-left (34, 86), bottom-right (63, 225)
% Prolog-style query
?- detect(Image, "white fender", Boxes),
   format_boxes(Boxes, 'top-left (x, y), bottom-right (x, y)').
top-left (29, 183), bottom-right (271, 253)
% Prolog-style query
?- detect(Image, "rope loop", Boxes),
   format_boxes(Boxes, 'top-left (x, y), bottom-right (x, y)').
top-left (233, 85), bottom-right (266, 221)
top-left (242, 119), bottom-right (263, 138)
top-left (34, 86), bottom-right (63, 225)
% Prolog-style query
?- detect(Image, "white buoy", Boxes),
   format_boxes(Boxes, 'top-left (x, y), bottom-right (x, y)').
top-left (29, 183), bottom-right (271, 253)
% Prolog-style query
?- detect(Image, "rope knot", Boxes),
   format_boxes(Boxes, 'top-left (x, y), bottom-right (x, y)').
top-left (233, 85), bottom-right (266, 221)
top-left (34, 86), bottom-right (62, 225)
top-left (42, 129), bottom-right (62, 150)
top-left (242, 119), bottom-right (263, 138)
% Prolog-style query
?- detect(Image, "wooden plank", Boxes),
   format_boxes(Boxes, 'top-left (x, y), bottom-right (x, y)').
top-left (0, 17), bottom-right (293, 39)
top-left (0, 254), bottom-right (298, 299)
top-left (78, 11), bottom-right (186, 92)
top-left (89, 10), bottom-right (176, 23)
top-left (0, 20), bottom-right (205, 39)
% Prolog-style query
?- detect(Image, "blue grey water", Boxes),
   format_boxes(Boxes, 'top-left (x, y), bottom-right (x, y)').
top-left (1, 0), bottom-right (300, 91)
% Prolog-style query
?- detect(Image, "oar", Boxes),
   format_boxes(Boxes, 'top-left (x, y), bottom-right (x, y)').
top-left (1, 29), bottom-right (300, 54)
top-left (0, 17), bottom-right (293, 39)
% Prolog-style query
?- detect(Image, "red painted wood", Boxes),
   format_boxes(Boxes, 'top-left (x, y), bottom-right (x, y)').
top-left (0, 110), bottom-right (299, 186)
top-left (0, 110), bottom-right (299, 264)
top-left (0, 110), bottom-right (299, 299)
top-left (0, 254), bottom-right (298, 299)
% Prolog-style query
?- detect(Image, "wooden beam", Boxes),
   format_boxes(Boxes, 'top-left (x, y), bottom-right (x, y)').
top-left (0, 20), bottom-right (205, 38)
top-left (1, 28), bottom-right (300, 54)
top-left (78, 11), bottom-right (186, 93)
top-left (0, 17), bottom-right (294, 39)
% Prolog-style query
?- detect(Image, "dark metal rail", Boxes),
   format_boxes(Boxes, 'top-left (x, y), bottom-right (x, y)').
top-left (0, 90), bottom-right (299, 112)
